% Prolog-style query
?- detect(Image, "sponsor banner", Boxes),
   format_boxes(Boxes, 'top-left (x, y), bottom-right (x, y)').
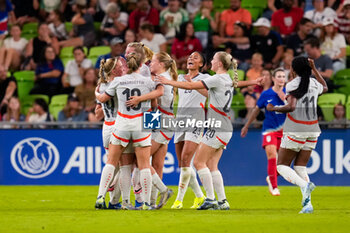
top-left (0, 129), bottom-right (349, 185)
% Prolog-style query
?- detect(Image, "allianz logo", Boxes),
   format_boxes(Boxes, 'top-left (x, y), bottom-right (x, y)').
top-left (11, 137), bottom-right (176, 179)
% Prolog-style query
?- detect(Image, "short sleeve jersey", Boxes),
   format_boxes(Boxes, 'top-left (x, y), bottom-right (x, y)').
top-left (157, 71), bottom-right (174, 114)
top-left (257, 87), bottom-right (286, 135)
top-left (283, 76), bottom-right (323, 137)
top-left (201, 73), bottom-right (234, 132)
top-left (105, 73), bottom-right (155, 116)
top-left (99, 82), bottom-right (118, 122)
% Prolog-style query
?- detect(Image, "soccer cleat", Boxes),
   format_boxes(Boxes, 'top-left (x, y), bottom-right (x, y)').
top-left (301, 182), bottom-right (316, 207)
top-left (142, 202), bottom-right (156, 210)
top-left (271, 188), bottom-right (280, 196)
top-left (190, 196), bottom-right (206, 209)
top-left (95, 196), bottom-right (106, 209)
top-left (171, 200), bottom-right (183, 209)
top-left (299, 203), bottom-right (314, 214)
top-left (197, 198), bottom-right (219, 210)
top-left (121, 200), bottom-right (135, 210)
top-left (157, 189), bottom-right (174, 209)
top-left (218, 199), bottom-right (230, 210)
top-left (134, 200), bottom-right (143, 209)
top-left (108, 202), bottom-right (122, 210)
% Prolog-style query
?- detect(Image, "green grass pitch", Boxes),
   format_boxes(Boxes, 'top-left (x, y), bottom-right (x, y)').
top-left (0, 186), bottom-right (349, 233)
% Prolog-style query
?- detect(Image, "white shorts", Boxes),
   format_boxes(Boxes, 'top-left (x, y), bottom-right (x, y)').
top-left (174, 127), bottom-right (203, 144)
top-left (102, 121), bottom-right (116, 150)
top-left (152, 130), bottom-right (174, 145)
top-left (201, 129), bottom-right (232, 149)
top-left (280, 134), bottom-right (318, 152)
top-left (110, 130), bottom-right (152, 148)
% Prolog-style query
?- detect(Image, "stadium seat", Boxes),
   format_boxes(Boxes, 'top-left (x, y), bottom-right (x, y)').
top-left (231, 93), bottom-right (246, 117)
top-left (245, 7), bottom-right (264, 21)
top-left (333, 69), bottom-right (350, 95)
top-left (22, 22), bottom-right (38, 34)
top-left (13, 71), bottom-right (36, 100)
top-left (21, 32), bottom-right (37, 41)
top-left (49, 94), bottom-right (69, 120)
top-left (242, 0), bottom-right (267, 8)
top-left (88, 46), bottom-right (111, 65)
top-left (60, 46), bottom-right (88, 59)
top-left (177, 69), bottom-right (186, 75)
top-left (213, 0), bottom-right (230, 11)
top-left (346, 97), bottom-right (350, 120)
top-left (20, 94), bottom-right (50, 115)
top-left (65, 22), bottom-right (73, 33)
top-left (318, 93), bottom-right (346, 121)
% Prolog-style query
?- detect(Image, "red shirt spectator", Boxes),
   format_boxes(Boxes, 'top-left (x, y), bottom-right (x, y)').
top-left (220, 0), bottom-right (251, 37)
top-left (129, 0), bottom-right (159, 32)
top-left (271, 0), bottom-right (303, 37)
top-left (171, 38), bottom-right (202, 59)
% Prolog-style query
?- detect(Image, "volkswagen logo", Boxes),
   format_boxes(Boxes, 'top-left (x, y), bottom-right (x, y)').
top-left (10, 137), bottom-right (60, 179)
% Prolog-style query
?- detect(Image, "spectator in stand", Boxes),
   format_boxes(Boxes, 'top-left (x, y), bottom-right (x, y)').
top-left (12, 0), bottom-right (39, 26)
top-left (171, 21), bottom-right (202, 70)
top-left (37, 0), bottom-right (64, 21)
top-left (271, 0), bottom-right (304, 39)
top-left (281, 52), bottom-right (293, 80)
top-left (24, 22), bottom-right (60, 70)
top-left (186, 0), bottom-right (201, 18)
top-left (0, 0), bottom-right (16, 41)
top-left (0, 65), bottom-right (17, 116)
top-left (30, 45), bottom-right (64, 97)
top-left (193, 0), bottom-right (219, 49)
top-left (251, 18), bottom-right (284, 69)
top-left (329, 102), bottom-right (347, 128)
top-left (335, 0), bottom-right (350, 44)
top-left (74, 68), bottom-right (97, 112)
top-left (25, 98), bottom-right (54, 128)
top-left (129, 0), bottom-right (159, 33)
top-left (124, 28), bottom-right (137, 45)
top-left (320, 17), bottom-right (346, 74)
top-left (62, 46), bottom-right (93, 94)
top-left (47, 10), bottom-right (68, 41)
top-left (94, 37), bottom-right (124, 71)
top-left (219, 0), bottom-right (252, 38)
top-left (285, 17), bottom-right (315, 56)
top-left (263, 0), bottom-right (283, 19)
top-left (160, 0), bottom-right (189, 43)
top-left (0, 24), bottom-right (28, 71)
top-left (100, 2), bottom-right (129, 45)
top-left (304, 0), bottom-right (337, 37)
top-left (304, 37), bottom-right (334, 90)
top-left (58, 93), bottom-right (87, 123)
top-left (213, 21), bottom-right (252, 72)
top-left (59, 0), bottom-right (96, 48)
top-left (2, 96), bottom-right (25, 129)
top-left (139, 23), bottom-right (167, 53)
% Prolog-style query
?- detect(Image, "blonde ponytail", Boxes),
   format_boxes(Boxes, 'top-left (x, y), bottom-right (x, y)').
top-left (97, 57), bottom-right (118, 85)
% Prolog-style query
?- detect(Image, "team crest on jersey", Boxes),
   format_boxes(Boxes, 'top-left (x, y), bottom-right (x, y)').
top-left (143, 110), bottom-right (161, 129)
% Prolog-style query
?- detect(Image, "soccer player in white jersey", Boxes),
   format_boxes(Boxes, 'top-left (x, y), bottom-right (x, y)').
top-left (157, 51), bottom-right (262, 210)
top-left (95, 47), bottom-right (162, 210)
top-left (95, 57), bottom-right (127, 209)
top-left (266, 56), bottom-right (328, 214)
top-left (126, 51), bottom-right (177, 208)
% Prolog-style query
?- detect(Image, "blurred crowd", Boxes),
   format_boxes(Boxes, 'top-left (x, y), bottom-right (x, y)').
top-left (0, 0), bottom-right (349, 129)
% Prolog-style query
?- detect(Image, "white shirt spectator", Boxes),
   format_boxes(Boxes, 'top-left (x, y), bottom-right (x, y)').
top-left (304, 7), bottom-right (337, 25)
top-left (48, 23), bottom-right (68, 40)
top-left (3, 37), bottom-right (28, 54)
top-left (65, 59), bottom-right (93, 87)
top-left (140, 33), bottom-right (166, 53)
top-left (321, 33), bottom-right (347, 63)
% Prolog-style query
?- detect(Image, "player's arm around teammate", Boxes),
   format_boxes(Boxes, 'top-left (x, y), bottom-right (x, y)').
top-left (266, 57), bottom-right (327, 213)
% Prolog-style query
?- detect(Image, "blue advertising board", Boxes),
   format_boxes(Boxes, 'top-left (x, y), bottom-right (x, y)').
top-left (0, 129), bottom-right (349, 185)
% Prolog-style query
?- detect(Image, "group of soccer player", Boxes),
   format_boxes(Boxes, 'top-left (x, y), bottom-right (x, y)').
top-left (93, 41), bottom-right (327, 213)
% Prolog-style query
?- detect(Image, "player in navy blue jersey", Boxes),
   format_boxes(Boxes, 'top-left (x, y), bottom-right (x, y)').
top-left (241, 68), bottom-right (286, 196)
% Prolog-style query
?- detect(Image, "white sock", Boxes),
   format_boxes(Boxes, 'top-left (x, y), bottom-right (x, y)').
top-left (119, 165), bottom-right (132, 203)
top-left (140, 168), bottom-right (152, 204)
top-left (189, 167), bottom-right (204, 198)
top-left (150, 185), bottom-right (158, 206)
top-left (197, 167), bottom-right (215, 200)
top-left (277, 165), bottom-right (308, 188)
top-left (211, 170), bottom-right (226, 202)
top-left (175, 167), bottom-right (191, 202)
top-left (294, 166), bottom-right (310, 182)
top-left (97, 164), bottom-right (115, 198)
top-left (109, 171), bottom-right (121, 204)
top-left (152, 173), bottom-right (167, 193)
top-left (132, 168), bottom-right (143, 203)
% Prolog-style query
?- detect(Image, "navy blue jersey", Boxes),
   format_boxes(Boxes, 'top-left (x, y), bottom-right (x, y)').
top-left (257, 87), bottom-right (286, 135)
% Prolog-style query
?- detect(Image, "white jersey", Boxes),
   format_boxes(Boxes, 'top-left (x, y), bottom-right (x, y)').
top-left (176, 73), bottom-right (207, 121)
top-left (105, 73), bottom-right (156, 117)
top-left (157, 71), bottom-right (174, 115)
top-left (283, 76), bottom-right (323, 137)
top-left (99, 82), bottom-right (118, 122)
top-left (140, 63), bottom-right (151, 78)
top-left (202, 73), bottom-right (234, 132)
